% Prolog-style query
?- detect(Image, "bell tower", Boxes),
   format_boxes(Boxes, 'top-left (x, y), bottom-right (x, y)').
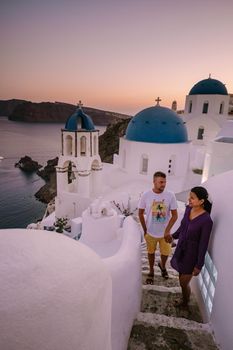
top-left (55, 101), bottom-right (103, 219)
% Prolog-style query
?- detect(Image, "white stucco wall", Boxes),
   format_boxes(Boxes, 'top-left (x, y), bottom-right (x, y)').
top-left (0, 229), bottom-right (112, 350)
top-left (103, 216), bottom-right (142, 350)
top-left (203, 140), bottom-right (233, 180)
top-left (79, 211), bottom-right (142, 350)
top-left (193, 171), bottom-right (233, 350)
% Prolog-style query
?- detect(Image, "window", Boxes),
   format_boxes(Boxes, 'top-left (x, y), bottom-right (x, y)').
top-left (219, 102), bottom-right (224, 114)
top-left (65, 135), bottom-right (72, 155)
top-left (188, 101), bottom-right (192, 113)
top-left (141, 155), bottom-right (148, 174)
top-left (197, 126), bottom-right (204, 140)
top-left (80, 136), bottom-right (86, 156)
top-left (93, 135), bottom-right (97, 155)
top-left (202, 102), bottom-right (209, 114)
top-left (198, 252), bottom-right (217, 316)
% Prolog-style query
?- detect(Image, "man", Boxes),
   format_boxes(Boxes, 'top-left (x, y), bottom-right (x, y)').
top-left (138, 171), bottom-right (178, 283)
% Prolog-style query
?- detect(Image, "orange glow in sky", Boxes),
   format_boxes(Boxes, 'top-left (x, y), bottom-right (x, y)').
top-left (1, 0), bottom-right (233, 115)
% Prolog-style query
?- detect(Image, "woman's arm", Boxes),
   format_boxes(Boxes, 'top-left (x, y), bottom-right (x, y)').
top-left (171, 206), bottom-right (189, 240)
top-left (196, 218), bottom-right (213, 270)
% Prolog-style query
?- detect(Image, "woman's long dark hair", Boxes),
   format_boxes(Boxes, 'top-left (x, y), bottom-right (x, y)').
top-left (191, 186), bottom-right (212, 214)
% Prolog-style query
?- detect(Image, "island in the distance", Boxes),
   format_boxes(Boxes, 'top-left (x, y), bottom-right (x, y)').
top-left (0, 99), bottom-right (131, 126)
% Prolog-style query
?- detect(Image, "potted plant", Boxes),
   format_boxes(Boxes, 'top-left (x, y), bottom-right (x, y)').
top-left (54, 217), bottom-right (68, 233)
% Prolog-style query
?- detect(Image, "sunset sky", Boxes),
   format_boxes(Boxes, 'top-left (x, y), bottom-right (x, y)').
top-left (1, 0), bottom-right (233, 115)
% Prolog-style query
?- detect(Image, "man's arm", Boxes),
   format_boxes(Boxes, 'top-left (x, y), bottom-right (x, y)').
top-left (138, 208), bottom-right (147, 236)
top-left (164, 209), bottom-right (178, 241)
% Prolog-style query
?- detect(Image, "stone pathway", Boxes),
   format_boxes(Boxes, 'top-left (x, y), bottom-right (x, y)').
top-left (128, 242), bottom-right (219, 350)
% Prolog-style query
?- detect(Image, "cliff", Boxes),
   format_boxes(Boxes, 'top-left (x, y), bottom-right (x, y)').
top-left (0, 99), bottom-right (26, 116)
top-left (99, 118), bottom-right (130, 163)
top-left (7, 101), bottom-right (131, 126)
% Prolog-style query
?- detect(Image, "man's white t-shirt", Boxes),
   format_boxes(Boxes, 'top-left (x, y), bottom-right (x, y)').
top-left (138, 189), bottom-right (177, 238)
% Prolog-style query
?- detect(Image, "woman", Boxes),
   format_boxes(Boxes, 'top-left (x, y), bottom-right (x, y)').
top-left (166, 186), bottom-right (213, 307)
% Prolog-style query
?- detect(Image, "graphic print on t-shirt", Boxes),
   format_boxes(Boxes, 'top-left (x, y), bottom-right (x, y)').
top-left (151, 200), bottom-right (167, 223)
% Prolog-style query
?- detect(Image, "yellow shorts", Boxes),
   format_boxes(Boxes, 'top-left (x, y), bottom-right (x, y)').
top-left (145, 234), bottom-right (171, 256)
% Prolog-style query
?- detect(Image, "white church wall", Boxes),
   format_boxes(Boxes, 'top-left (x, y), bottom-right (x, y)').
top-left (184, 94), bottom-right (229, 120)
top-left (118, 138), bottom-right (190, 187)
top-left (192, 171), bottom-right (233, 350)
top-left (185, 117), bottom-right (220, 145)
top-left (0, 229), bottom-right (112, 350)
top-left (58, 154), bottom-right (101, 172)
top-left (55, 192), bottom-right (92, 220)
top-left (184, 95), bottom-right (198, 116)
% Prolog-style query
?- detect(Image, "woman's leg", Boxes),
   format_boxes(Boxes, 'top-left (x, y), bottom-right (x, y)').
top-left (178, 274), bottom-right (193, 306)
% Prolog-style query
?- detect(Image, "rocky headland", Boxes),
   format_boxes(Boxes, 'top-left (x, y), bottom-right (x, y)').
top-left (0, 99), bottom-right (131, 126)
top-left (35, 157), bottom-right (58, 203)
top-left (0, 99), bottom-right (25, 116)
top-left (99, 118), bottom-right (130, 163)
top-left (15, 156), bottom-right (42, 172)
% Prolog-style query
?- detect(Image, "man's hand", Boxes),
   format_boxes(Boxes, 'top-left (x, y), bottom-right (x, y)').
top-left (164, 232), bottom-right (172, 243)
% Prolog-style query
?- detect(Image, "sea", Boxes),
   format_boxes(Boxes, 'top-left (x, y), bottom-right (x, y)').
top-left (0, 117), bottom-right (105, 229)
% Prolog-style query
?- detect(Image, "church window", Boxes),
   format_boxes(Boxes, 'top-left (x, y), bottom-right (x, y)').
top-left (168, 155), bottom-right (175, 175)
top-left (65, 135), bottom-right (73, 155)
top-left (140, 155), bottom-right (148, 174)
top-left (202, 102), bottom-right (209, 114)
top-left (188, 101), bottom-right (192, 113)
top-left (198, 252), bottom-right (217, 316)
top-left (197, 126), bottom-right (204, 140)
top-left (80, 136), bottom-right (86, 156)
top-left (93, 135), bottom-right (97, 155)
top-left (219, 102), bottom-right (224, 114)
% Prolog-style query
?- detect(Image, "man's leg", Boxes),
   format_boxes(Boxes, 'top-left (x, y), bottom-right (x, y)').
top-left (158, 238), bottom-right (171, 278)
top-left (148, 253), bottom-right (155, 276)
top-left (160, 254), bottom-right (168, 270)
top-left (145, 234), bottom-right (156, 277)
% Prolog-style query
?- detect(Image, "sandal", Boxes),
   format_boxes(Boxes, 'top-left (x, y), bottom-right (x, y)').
top-left (146, 273), bottom-right (154, 285)
top-left (158, 262), bottom-right (169, 279)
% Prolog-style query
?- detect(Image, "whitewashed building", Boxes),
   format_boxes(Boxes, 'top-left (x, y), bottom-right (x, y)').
top-left (183, 76), bottom-right (230, 146)
top-left (114, 100), bottom-right (190, 193)
top-left (202, 120), bottom-right (233, 181)
top-left (55, 102), bottom-right (103, 219)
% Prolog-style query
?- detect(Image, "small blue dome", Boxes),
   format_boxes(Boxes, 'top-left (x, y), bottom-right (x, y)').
top-left (125, 106), bottom-right (188, 143)
top-left (65, 107), bottom-right (95, 131)
top-left (189, 78), bottom-right (228, 95)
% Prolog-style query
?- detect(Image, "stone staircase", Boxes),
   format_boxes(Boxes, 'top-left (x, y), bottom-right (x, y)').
top-left (128, 242), bottom-right (219, 350)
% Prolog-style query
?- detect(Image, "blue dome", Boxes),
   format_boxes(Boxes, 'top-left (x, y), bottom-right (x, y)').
top-left (125, 106), bottom-right (188, 143)
top-left (65, 107), bottom-right (95, 131)
top-left (189, 78), bottom-right (228, 95)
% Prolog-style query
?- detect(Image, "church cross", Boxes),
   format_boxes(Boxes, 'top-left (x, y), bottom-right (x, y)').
top-left (77, 100), bottom-right (83, 108)
top-left (155, 97), bottom-right (161, 106)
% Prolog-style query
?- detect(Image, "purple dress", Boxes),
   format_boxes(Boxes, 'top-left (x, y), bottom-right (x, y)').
top-left (171, 205), bottom-right (213, 274)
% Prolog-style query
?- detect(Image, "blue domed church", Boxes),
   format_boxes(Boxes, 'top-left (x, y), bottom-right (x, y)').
top-left (183, 76), bottom-right (230, 147)
top-left (114, 99), bottom-right (190, 192)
